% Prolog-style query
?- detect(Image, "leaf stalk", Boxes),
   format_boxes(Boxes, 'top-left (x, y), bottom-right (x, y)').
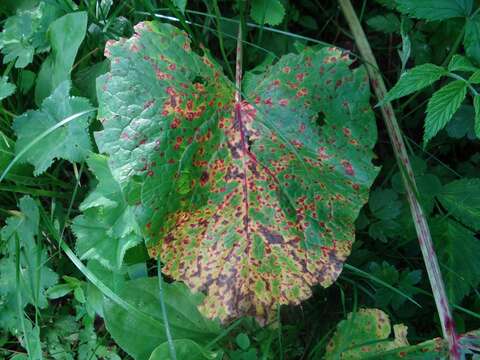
top-left (337, 1), bottom-right (460, 358)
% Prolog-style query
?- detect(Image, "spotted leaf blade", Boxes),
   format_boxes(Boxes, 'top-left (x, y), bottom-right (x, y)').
top-left (95, 22), bottom-right (379, 324)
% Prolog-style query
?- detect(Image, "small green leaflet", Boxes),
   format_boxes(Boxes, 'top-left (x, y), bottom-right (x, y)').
top-left (95, 22), bottom-right (379, 324)
top-left (367, 13), bottom-right (401, 34)
top-left (250, 0), bottom-right (285, 26)
top-left (383, 63), bottom-right (447, 103)
top-left (424, 80), bottom-right (468, 144)
top-left (431, 217), bottom-right (480, 304)
top-left (172, 0), bottom-right (187, 14)
top-left (437, 178), bottom-right (480, 231)
top-left (13, 80), bottom-right (94, 175)
top-left (0, 2), bottom-right (63, 68)
top-left (395, 0), bottom-right (474, 21)
top-left (0, 76), bottom-right (16, 101)
top-left (72, 154), bottom-right (142, 270)
top-left (448, 55), bottom-right (478, 73)
top-left (35, 11), bottom-right (88, 105)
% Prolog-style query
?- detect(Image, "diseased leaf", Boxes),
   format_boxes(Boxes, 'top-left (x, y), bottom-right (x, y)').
top-left (395, 0), bottom-right (473, 21)
top-left (383, 64), bottom-right (447, 103)
top-left (0, 2), bottom-right (63, 68)
top-left (35, 11), bottom-right (88, 105)
top-left (103, 277), bottom-right (220, 360)
top-left (0, 76), bottom-right (16, 100)
top-left (431, 217), bottom-right (480, 304)
top-left (325, 308), bottom-right (451, 359)
top-left (250, 0), bottom-right (285, 26)
top-left (13, 80), bottom-right (94, 175)
top-left (72, 154), bottom-right (142, 270)
top-left (424, 80), bottom-right (468, 144)
top-left (325, 308), bottom-right (409, 359)
top-left (95, 22), bottom-right (379, 324)
top-left (437, 178), bottom-right (480, 231)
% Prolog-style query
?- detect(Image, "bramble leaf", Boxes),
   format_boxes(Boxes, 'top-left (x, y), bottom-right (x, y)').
top-left (13, 80), bottom-right (94, 175)
top-left (250, 0), bottom-right (285, 26)
top-left (72, 154), bottom-right (142, 270)
top-left (448, 54), bottom-right (478, 73)
top-left (383, 64), bottom-right (447, 103)
top-left (424, 80), bottom-right (468, 145)
top-left (437, 178), bottom-right (480, 231)
top-left (367, 13), bottom-right (401, 34)
top-left (0, 2), bottom-right (63, 68)
top-left (95, 22), bottom-right (379, 324)
top-left (465, 14), bottom-right (480, 65)
top-left (395, 0), bottom-right (474, 21)
top-left (431, 217), bottom-right (480, 304)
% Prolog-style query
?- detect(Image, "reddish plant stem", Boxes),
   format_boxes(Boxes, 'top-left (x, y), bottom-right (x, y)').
top-left (337, 1), bottom-right (460, 359)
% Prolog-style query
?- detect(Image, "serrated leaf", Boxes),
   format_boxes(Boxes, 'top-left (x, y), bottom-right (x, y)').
top-left (103, 277), bottom-right (220, 360)
top-left (35, 11), bottom-right (88, 105)
top-left (448, 54), bottom-right (478, 72)
top-left (424, 80), bottom-right (468, 144)
top-left (250, 0), bottom-right (285, 26)
top-left (13, 80), bottom-right (94, 175)
top-left (395, 0), bottom-right (474, 21)
top-left (383, 64), bottom-right (447, 103)
top-left (469, 70), bottom-right (480, 84)
top-left (325, 308), bottom-right (409, 359)
top-left (72, 154), bottom-right (142, 270)
top-left (438, 178), bottom-right (480, 231)
top-left (0, 2), bottom-right (63, 68)
top-left (0, 76), bottom-right (16, 100)
top-left (431, 217), bottom-right (480, 304)
top-left (367, 13), bottom-right (401, 34)
top-left (474, 95), bottom-right (480, 137)
top-left (465, 14), bottom-right (480, 65)
top-left (95, 22), bottom-right (379, 324)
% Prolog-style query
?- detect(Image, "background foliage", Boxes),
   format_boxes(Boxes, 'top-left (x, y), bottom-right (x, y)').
top-left (0, 0), bottom-right (479, 359)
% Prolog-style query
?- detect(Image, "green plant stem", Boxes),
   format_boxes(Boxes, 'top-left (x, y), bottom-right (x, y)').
top-left (337, 1), bottom-right (460, 359)
top-left (157, 258), bottom-right (177, 360)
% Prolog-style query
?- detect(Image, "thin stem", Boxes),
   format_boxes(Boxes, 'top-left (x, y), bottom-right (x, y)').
top-left (337, 1), bottom-right (460, 359)
top-left (157, 258), bottom-right (177, 360)
top-left (235, 23), bottom-right (243, 104)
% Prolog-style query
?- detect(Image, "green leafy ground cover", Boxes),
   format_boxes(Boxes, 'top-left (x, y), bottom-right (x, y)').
top-left (0, 0), bottom-right (479, 359)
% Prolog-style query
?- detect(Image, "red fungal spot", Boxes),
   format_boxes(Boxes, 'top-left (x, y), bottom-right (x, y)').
top-left (279, 98), bottom-right (289, 106)
top-left (144, 99), bottom-right (155, 109)
top-left (254, 96), bottom-right (261, 104)
top-left (146, 222), bottom-right (151, 229)
top-left (352, 183), bottom-right (360, 191)
top-left (200, 171), bottom-right (209, 186)
top-left (147, 170), bottom-right (154, 176)
top-left (273, 79), bottom-right (280, 87)
top-left (342, 127), bottom-right (351, 136)
top-left (341, 160), bottom-right (355, 176)
top-left (296, 88), bottom-right (308, 98)
top-left (296, 73), bottom-right (306, 82)
top-left (168, 63), bottom-right (176, 70)
top-left (170, 118), bottom-right (180, 129)
top-left (282, 66), bottom-right (291, 74)
top-left (263, 98), bottom-right (273, 106)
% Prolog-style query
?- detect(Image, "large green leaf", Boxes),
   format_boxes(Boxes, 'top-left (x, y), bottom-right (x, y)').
top-left (148, 339), bottom-right (217, 360)
top-left (12, 81), bottom-right (94, 175)
top-left (72, 154), bottom-right (142, 270)
top-left (103, 277), bottom-right (221, 360)
top-left (35, 11), bottom-right (88, 105)
top-left (95, 22), bottom-right (379, 323)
